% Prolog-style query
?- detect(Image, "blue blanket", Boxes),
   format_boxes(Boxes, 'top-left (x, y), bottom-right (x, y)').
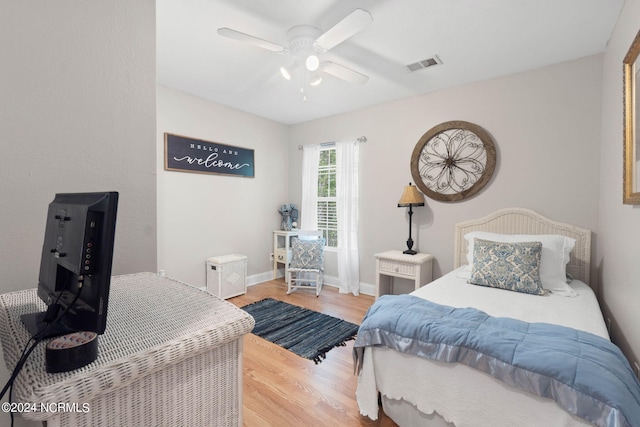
top-left (354, 294), bottom-right (640, 427)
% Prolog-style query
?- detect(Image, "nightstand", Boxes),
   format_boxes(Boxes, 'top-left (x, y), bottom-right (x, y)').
top-left (375, 250), bottom-right (434, 298)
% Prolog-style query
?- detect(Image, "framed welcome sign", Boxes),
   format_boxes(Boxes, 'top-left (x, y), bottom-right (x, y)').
top-left (164, 133), bottom-right (254, 178)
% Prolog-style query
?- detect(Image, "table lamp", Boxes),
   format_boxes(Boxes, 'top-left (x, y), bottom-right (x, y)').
top-left (397, 183), bottom-right (425, 255)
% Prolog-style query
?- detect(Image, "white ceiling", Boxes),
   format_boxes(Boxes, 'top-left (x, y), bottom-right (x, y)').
top-left (156, 0), bottom-right (624, 125)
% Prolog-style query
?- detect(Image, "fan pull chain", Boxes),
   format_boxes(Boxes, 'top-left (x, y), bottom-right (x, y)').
top-left (300, 73), bottom-right (307, 102)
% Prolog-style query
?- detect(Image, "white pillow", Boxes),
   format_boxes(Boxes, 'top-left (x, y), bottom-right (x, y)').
top-left (463, 231), bottom-right (577, 297)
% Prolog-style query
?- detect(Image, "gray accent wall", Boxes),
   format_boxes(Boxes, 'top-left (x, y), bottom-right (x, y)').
top-left (597, 0), bottom-right (640, 370)
top-left (0, 1), bottom-right (157, 293)
top-left (0, 2), bottom-right (156, 424)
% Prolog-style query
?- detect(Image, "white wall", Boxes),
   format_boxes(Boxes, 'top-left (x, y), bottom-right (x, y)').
top-left (597, 0), bottom-right (640, 366)
top-left (156, 85), bottom-right (289, 288)
top-left (290, 54), bottom-right (603, 288)
top-left (0, 1), bottom-right (156, 425)
top-left (0, 1), bottom-right (157, 291)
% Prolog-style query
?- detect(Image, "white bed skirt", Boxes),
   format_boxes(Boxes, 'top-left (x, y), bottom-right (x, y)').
top-left (381, 396), bottom-right (453, 427)
top-left (359, 346), bottom-right (593, 427)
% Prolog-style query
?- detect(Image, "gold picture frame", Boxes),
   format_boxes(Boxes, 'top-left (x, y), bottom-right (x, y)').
top-left (623, 30), bottom-right (640, 204)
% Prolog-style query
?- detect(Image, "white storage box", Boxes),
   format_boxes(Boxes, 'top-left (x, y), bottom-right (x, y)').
top-left (206, 254), bottom-right (248, 299)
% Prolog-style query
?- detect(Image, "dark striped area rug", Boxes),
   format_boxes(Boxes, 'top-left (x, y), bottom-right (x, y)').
top-left (241, 298), bottom-right (359, 363)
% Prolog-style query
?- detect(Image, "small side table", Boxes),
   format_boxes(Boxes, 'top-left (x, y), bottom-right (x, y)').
top-left (273, 230), bottom-right (299, 282)
top-left (375, 250), bottom-right (434, 298)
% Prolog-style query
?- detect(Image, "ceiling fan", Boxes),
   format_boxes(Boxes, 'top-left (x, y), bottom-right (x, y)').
top-left (217, 8), bottom-right (373, 85)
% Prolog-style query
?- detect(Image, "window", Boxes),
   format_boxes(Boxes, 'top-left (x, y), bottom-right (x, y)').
top-left (317, 147), bottom-right (337, 247)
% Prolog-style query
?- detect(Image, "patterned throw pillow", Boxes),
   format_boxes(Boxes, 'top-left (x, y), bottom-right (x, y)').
top-left (290, 238), bottom-right (326, 270)
top-left (468, 238), bottom-right (546, 295)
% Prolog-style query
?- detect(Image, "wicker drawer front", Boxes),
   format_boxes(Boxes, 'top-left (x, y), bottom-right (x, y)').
top-left (378, 260), bottom-right (416, 276)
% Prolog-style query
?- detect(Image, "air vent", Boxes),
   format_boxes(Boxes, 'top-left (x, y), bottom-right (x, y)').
top-left (406, 55), bottom-right (442, 72)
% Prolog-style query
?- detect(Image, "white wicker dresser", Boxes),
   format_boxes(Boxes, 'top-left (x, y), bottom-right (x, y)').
top-left (0, 272), bottom-right (255, 427)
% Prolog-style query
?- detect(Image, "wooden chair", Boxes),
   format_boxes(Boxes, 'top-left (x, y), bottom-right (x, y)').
top-left (287, 234), bottom-right (325, 296)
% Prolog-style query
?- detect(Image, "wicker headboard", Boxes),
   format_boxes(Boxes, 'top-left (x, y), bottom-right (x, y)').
top-left (454, 208), bottom-right (592, 284)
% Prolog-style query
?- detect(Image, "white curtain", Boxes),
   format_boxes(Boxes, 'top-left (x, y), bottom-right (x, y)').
top-left (300, 145), bottom-right (320, 230)
top-left (336, 140), bottom-right (360, 295)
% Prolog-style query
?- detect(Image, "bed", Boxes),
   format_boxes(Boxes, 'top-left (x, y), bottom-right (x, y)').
top-left (355, 208), bottom-right (640, 427)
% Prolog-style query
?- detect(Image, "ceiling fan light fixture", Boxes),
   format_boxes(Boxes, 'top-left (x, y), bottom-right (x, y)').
top-left (305, 54), bottom-right (320, 71)
top-left (309, 74), bottom-right (322, 86)
top-left (217, 8), bottom-right (373, 90)
top-left (280, 66), bottom-right (292, 80)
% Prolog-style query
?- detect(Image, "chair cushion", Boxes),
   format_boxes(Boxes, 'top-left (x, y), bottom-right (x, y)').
top-left (290, 238), bottom-right (325, 270)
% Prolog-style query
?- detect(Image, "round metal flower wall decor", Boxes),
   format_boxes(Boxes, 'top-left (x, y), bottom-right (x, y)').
top-left (410, 121), bottom-right (496, 202)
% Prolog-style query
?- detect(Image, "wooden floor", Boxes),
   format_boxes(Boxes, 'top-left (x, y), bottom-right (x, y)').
top-left (229, 279), bottom-right (397, 427)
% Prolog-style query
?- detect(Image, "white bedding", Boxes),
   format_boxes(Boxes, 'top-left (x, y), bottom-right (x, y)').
top-left (356, 267), bottom-right (609, 427)
top-left (415, 267), bottom-right (608, 338)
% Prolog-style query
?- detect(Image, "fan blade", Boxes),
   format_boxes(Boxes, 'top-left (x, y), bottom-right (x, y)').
top-left (313, 9), bottom-right (373, 52)
top-left (217, 28), bottom-right (288, 54)
top-left (320, 61), bottom-right (369, 84)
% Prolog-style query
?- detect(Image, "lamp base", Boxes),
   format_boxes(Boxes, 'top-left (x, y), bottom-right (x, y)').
top-left (404, 235), bottom-right (417, 255)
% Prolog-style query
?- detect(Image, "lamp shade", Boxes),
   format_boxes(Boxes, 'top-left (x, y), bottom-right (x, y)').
top-left (398, 183), bottom-right (425, 207)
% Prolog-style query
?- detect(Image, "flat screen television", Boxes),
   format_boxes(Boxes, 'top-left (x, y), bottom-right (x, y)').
top-left (21, 192), bottom-right (119, 339)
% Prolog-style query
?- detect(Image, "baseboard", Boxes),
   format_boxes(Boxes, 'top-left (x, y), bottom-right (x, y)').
top-left (247, 271), bottom-right (375, 296)
top-left (358, 282), bottom-right (375, 296)
top-left (247, 271), bottom-right (274, 287)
